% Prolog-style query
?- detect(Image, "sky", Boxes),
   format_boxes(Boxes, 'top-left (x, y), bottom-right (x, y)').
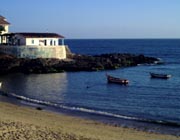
top-left (1, 0), bottom-right (180, 39)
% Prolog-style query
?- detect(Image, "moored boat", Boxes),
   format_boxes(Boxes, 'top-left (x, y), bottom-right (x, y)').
top-left (106, 74), bottom-right (129, 85)
top-left (150, 72), bottom-right (171, 79)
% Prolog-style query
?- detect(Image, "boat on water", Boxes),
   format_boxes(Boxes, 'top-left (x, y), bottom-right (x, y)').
top-left (150, 72), bottom-right (171, 79)
top-left (106, 74), bottom-right (129, 85)
top-left (0, 82), bottom-right (2, 88)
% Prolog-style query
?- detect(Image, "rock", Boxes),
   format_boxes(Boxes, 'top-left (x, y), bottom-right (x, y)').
top-left (0, 52), bottom-right (159, 74)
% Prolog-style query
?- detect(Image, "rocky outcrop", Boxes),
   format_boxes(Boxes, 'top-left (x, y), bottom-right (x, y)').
top-left (0, 54), bottom-right (20, 74)
top-left (0, 52), bottom-right (159, 74)
top-left (60, 53), bottom-right (158, 71)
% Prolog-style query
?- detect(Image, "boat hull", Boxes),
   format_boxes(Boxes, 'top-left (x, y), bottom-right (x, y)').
top-left (106, 74), bottom-right (129, 85)
top-left (150, 73), bottom-right (171, 79)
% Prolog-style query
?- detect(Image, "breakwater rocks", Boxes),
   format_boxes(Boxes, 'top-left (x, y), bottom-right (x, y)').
top-left (0, 53), bottom-right (159, 74)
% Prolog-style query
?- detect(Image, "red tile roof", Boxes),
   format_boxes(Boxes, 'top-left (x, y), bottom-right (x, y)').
top-left (16, 33), bottom-right (64, 38)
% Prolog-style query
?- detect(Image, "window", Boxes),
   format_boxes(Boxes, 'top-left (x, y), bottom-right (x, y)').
top-left (32, 39), bottom-right (34, 44)
top-left (54, 41), bottom-right (56, 46)
top-left (44, 40), bottom-right (47, 46)
top-left (50, 40), bottom-right (53, 46)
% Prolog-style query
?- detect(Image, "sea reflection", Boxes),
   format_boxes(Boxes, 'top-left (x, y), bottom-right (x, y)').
top-left (0, 73), bottom-right (68, 104)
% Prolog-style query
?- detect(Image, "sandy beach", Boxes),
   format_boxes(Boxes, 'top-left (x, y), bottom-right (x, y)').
top-left (0, 101), bottom-right (179, 140)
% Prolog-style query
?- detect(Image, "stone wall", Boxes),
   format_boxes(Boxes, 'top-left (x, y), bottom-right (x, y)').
top-left (0, 45), bottom-right (67, 59)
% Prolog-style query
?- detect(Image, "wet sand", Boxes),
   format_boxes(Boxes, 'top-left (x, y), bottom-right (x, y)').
top-left (0, 101), bottom-right (179, 140)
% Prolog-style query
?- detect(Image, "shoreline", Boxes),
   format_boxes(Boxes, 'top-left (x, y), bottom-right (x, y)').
top-left (1, 90), bottom-right (180, 137)
top-left (0, 100), bottom-right (179, 140)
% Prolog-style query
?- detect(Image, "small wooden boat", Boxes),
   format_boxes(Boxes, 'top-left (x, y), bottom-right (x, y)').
top-left (106, 74), bottom-right (129, 85)
top-left (150, 73), bottom-right (171, 79)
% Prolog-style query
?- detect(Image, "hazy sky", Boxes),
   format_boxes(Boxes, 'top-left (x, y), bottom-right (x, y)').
top-left (1, 0), bottom-right (180, 38)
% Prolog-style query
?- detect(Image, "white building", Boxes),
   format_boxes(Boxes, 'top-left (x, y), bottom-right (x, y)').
top-left (14, 33), bottom-right (65, 46)
top-left (0, 15), bottom-right (10, 44)
top-left (0, 32), bottom-right (67, 59)
top-left (0, 16), bottom-right (67, 59)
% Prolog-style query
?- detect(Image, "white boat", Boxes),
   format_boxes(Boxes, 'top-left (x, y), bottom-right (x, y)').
top-left (0, 82), bottom-right (2, 88)
top-left (150, 73), bottom-right (171, 79)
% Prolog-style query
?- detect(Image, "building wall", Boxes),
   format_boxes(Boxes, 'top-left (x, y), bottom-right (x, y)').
top-left (26, 38), bottom-right (59, 46)
top-left (0, 25), bottom-right (9, 34)
top-left (0, 45), bottom-right (67, 59)
top-left (15, 35), bottom-right (60, 46)
top-left (15, 35), bottom-right (26, 45)
top-left (4, 25), bottom-right (9, 33)
top-left (0, 25), bottom-right (9, 44)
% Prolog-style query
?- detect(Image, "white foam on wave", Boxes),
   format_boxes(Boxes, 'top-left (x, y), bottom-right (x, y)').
top-left (3, 92), bottom-right (180, 126)
top-left (9, 92), bottom-right (140, 121)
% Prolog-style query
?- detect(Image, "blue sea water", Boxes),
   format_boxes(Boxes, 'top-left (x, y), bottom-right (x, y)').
top-left (0, 39), bottom-right (180, 135)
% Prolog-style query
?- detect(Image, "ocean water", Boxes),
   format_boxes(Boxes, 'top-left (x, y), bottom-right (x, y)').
top-left (1, 39), bottom-right (180, 135)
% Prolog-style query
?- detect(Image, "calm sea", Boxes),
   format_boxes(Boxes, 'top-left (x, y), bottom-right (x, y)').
top-left (1, 39), bottom-right (180, 135)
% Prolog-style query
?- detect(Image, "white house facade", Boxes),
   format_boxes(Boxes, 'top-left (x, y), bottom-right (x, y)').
top-left (0, 33), bottom-right (67, 59)
top-left (14, 33), bottom-right (64, 46)
top-left (0, 16), bottom-right (67, 59)
top-left (0, 15), bottom-right (10, 44)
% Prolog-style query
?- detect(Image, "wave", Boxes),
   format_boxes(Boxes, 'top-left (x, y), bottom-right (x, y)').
top-left (1, 91), bottom-right (180, 127)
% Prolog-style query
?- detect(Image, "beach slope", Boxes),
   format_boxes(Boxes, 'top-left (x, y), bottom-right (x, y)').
top-left (0, 101), bottom-right (179, 140)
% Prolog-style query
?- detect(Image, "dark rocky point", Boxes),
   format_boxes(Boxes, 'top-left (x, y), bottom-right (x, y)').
top-left (0, 52), bottom-right (159, 74)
